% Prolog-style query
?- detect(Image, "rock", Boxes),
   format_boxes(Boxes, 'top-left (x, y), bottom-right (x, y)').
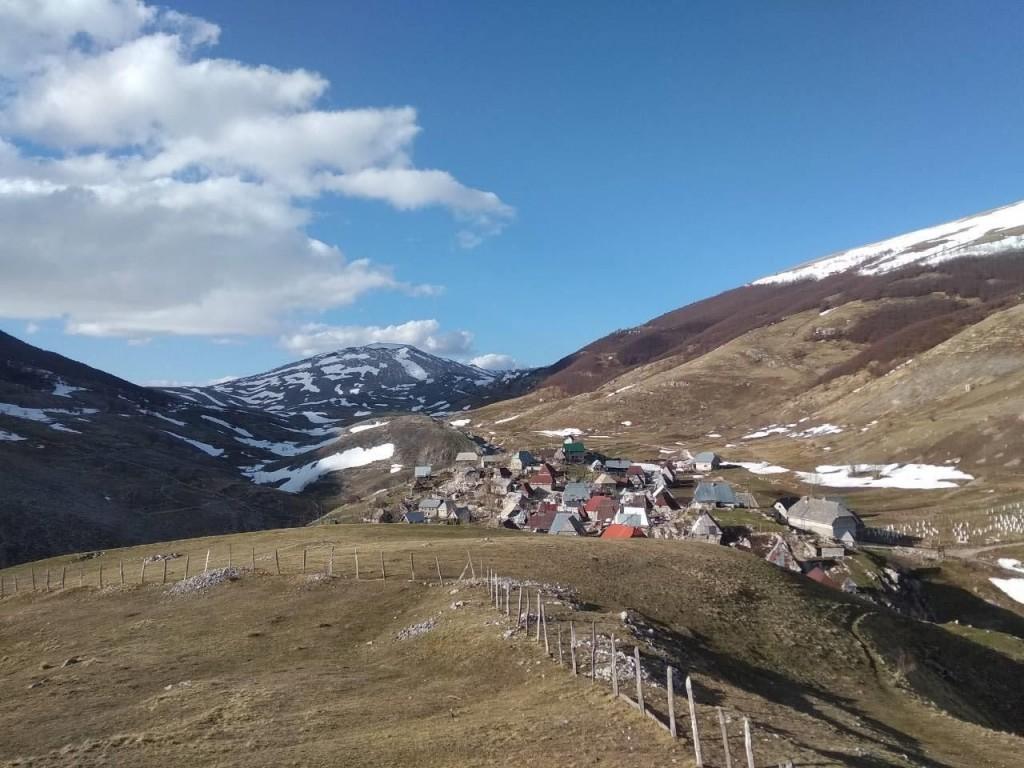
top-left (60, 656), bottom-right (81, 668)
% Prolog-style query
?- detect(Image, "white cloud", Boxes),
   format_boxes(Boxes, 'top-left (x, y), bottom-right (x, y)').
top-left (24, 321), bottom-right (39, 334)
top-left (0, 1), bottom-right (513, 337)
top-left (279, 319), bottom-right (475, 358)
top-left (469, 353), bottom-right (520, 371)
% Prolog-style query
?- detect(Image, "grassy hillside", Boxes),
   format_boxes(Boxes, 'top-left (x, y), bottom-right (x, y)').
top-left (2, 526), bottom-right (1022, 767)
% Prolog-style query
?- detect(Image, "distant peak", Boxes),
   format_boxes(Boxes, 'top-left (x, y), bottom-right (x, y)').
top-left (363, 342), bottom-right (410, 350)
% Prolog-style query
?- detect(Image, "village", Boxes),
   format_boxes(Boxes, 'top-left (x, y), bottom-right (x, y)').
top-left (366, 435), bottom-right (866, 594)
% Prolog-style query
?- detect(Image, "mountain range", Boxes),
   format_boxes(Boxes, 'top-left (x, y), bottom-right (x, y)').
top-left (2, 198), bottom-right (1024, 564)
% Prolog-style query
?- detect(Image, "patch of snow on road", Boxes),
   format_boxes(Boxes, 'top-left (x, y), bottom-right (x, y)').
top-left (248, 443), bottom-right (395, 493)
top-left (706, 433), bottom-right (722, 438)
top-left (494, 414), bottom-right (521, 424)
top-left (796, 423), bottom-right (843, 437)
top-left (450, 418), bottom-right (471, 427)
top-left (990, 578), bottom-right (1024, 605)
top-left (606, 384), bottom-right (636, 397)
top-left (350, 421), bottom-right (389, 434)
top-left (163, 431), bottom-right (224, 457)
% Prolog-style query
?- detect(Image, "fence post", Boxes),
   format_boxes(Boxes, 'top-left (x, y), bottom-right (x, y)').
top-left (252, 547), bottom-right (257, 572)
top-left (591, 621), bottom-right (597, 682)
top-left (535, 592), bottom-right (542, 641)
top-left (744, 717), bottom-right (755, 768)
top-left (634, 646), bottom-right (644, 712)
top-left (718, 707), bottom-right (733, 768)
top-left (60, 566), bottom-right (66, 590)
top-left (611, 635), bottom-right (619, 697)
top-left (686, 675), bottom-right (703, 766)
top-left (355, 548), bottom-right (360, 580)
top-left (0, 576), bottom-right (4, 598)
top-left (667, 666), bottom-right (677, 739)
top-left (542, 602), bottom-right (550, 655)
top-left (467, 551), bottom-right (476, 579)
top-left (380, 552), bottom-right (387, 582)
top-left (97, 565), bottom-right (102, 589)
top-left (409, 552), bottom-right (416, 581)
top-left (228, 544), bottom-right (232, 568)
top-left (302, 547), bottom-right (307, 574)
top-left (517, 587), bottom-right (524, 626)
top-left (119, 560), bottom-right (125, 585)
top-left (162, 558), bottom-right (168, 585)
top-left (46, 569), bottom-right (51, 591)
top-left (184, 553), bottom-right (190, 579)
top-left (570, 621), bottom-right (578, 675)
top-left (274, 549), bottom-right (281, 575)
top-left (434, 556), bottom-right (444, 586)
top-left (140, 560), bottom-right (146, 584)
top-left (203, 550), bottom-right (210, 575)
top-left (31, 569), bottom-right (36, 591)
top-left (558, 625), bottom-right (564, 665)
top-left (505, 583), bottom-right (511, 616)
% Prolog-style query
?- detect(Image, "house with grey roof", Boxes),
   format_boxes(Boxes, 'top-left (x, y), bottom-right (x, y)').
top-left (689, 511), bottom-right (723, 544)
top-left (509, 450), bottom-right (537, 472)
top-left (549, 513), bottom-right (586, 536)
top-left (604, 459), bottom-right (632, 473)
top-left (783, 497), bottom-right (861, 544)
top-left (455, 451), bottom-right (479, 464)
top-left (417, 497), bottom-right (448, 521)
top-left (693, 452), bottom-right (722, 472)
top-left (562, 481), bottom-right (592, 505)
top-left (692, 481), bottom-right (738, 508)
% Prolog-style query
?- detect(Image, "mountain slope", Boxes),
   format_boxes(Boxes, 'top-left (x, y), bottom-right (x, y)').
top-left (171, 343), bottom-right (539, 419)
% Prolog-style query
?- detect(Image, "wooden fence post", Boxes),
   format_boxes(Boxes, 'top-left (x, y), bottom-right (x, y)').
top-left (97, 565), bottom-right (102, 589)
top-left (535, 592), bottom-right (542, 641)
top-left (611, 635), bottom-right (619, 696)
top-left (717, 707), bottom-right (733, 768)
top-left (302, 547), bottom-right (307, 574)
top-left (119, 560), bottom-right (125, 585)
top-left (542, 602), bottom-right (550, 655)
top-left (60, 566), bottom-right (66, 590)
top-left (435, 556), bottom-right (444, 586)
top-left (162, 558), bottom-right (168, 585)
top-left (634, 646), bottom-right (644, 713)
top-left (252, 547), bottom-right (257, 572)
top-left (0, 576), bottom-right (4, 598)
top-left (45, 569), bottom-right (51, 591)
top-left (591, 621), bottom-right (597, 682)
top-left (140, 560), bottom-right (146, 584)
top-left (31, 569), bottom-right (36, 591)
top-left (467, 551), bottom-right (475, 579)
top-left (517, 586), bottom-right (524, 626)
top-left (228, 544), bottom-right (232, 568)
top-left (275, 549), bottom-right (281, 575)
top-left (505, 583), bottom-right (511, 616)
top-left (355, 548), bottom-right (360, 580)
top-left (570, 621), bottom-right (578, 675)
top-left (686, 675), bottom-right (703, 766)
top-left (184, 553), bottom-right (190, 579)
top-left (203, 550), bottom-right (210, 575)
top-left (409, 552), bottom-right (416, 581)
top-left (744, 717), bottom-right (755, 768)
top-left (558, 625), bottom-right (564, 666)
top-left (380, 552), bottom-right (386, 582)
top-left (667, 666), bottom-right (677, 739)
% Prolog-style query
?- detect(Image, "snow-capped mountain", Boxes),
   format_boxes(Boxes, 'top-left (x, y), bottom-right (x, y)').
top-left (169, 344), bottom-right (538, 420)
top-left (754, 199), bottom-right (1024, 284)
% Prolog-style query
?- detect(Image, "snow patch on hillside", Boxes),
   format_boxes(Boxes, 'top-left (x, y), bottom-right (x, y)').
top-left (755, 199), bottom-right (1024, 285)
top-left (733, 461), bottom-right (790, 475)
top-left (990, 577), bottom-right (1024, 605)
top-left (795, 463), bottom-right (973, 489)
top-left (536, 428), bottom-right (585, 438)
top-left (248, 443), bottom-right (395, 493)
top-left (0, 430), bottom-right (26, 441)
top-left (164, 431), bottom-right (224, 457)
top-left (350, 421), bottom-right (389, 434)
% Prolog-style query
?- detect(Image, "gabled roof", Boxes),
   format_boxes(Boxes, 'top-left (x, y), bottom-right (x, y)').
top-left (614, 512), bottom-right (647, 528)
top-left (654, 488), bottom-right (681, 510)
top-left (693, 481), bottom-right (737, 506)
top-left (563, 441), bottom-right (586, 454)
top-left (601, 523), bottom-right (646, 539)
top-left (528, 509), bottom-right (558, 531)
top-left (788, 497), bottom-right (857, 525)
top-left (693, 451), bottom-right (720, 463)
top-left (549, 513), bottom-right (586, 535)
top-left (404, 510), bottom-right (426, 523)
top-left (455, 451), bottom-right (478, 462)
top-left (594, 472), bottom-right (617, 485)
top-left (512, 450), bottom-right (536, 464)
top-left (690, 511), bottom-right (722, 537)
top-left (418, 497), bottom-right (444, 510)
top-left (604, 459), bottom-right (632, 470)
top-left (584, 495), bottom-right (617, 516)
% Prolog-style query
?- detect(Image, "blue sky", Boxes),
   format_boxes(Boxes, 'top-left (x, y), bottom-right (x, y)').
top-left (2, 1), bottom-right (1023, 384)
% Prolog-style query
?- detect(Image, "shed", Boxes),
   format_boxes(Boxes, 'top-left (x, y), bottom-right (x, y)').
top-left (455, 451), bottom-right (479, 464)
top-left (693, 452), bottom-right (722, 472)
top-left (414, 465), bottom-right (433, 479)
top-left (689, 511), bottom-right (723, 543)
top-left (604, 459), bottom-right (632, 473)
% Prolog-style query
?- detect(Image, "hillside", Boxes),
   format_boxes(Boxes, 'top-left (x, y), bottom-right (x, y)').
top-left (1, 526), bottom-right (1022, 767)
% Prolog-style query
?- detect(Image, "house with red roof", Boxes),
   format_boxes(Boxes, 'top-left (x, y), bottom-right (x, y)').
top-left (601, 523), bottom-right (647, 539)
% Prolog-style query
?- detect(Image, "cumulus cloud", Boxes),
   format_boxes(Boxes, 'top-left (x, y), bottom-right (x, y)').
top-left (469, 353), bottom-right (520, 371)
top-left (0, 1), bottom-right (513, 338)
top-left (279, 320), bottom-right (475, 358)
